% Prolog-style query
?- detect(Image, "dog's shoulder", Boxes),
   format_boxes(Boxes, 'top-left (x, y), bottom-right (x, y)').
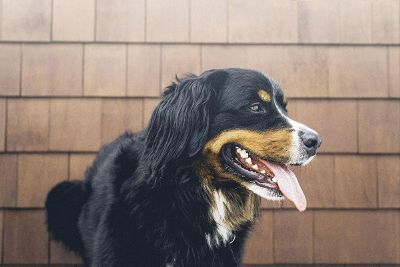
top-left (85, 131), bottom-right (145, 190)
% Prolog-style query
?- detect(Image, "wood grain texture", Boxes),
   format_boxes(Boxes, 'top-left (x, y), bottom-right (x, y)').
top-left (3, 210), bottom-right (48, 264)
top-left (96, 0), bottom-right (145, 42)
top-left (0, 210), bottom-right (3, 259)
top-left (298, 0), bottom-right (341, 43)
top-left (0, 44), bottom-right (21, 96)
top-left (358, 100), bottom-right (400, 153)
top-left (49, 99), bottom-right (102, 151)
top-left (161, 45), bottom-right (201, 88)
top-left (1, 0), bottom-right (51, 41)
top-left (274, 210), bottom-right (313, 263)
top-left (84, 45), bottom-right (126, 96)
top-left (242, 211), bottom-right (273, 264)
top-left (0, 99), bottom-right (5, 151)
top-left (229, 0), bottom-right (297, 43)
top-left (7, 99), bottom-right (50, 151)
top-left (22, 44), bottom-right (83, 96)
top-left (293, 100), bottom-right (357, 153)
top-left (314, 210), bottom-right (400, 263)
top-left (377, 156), bottom-right (400, 208)
top-left (69, 153), bottom-right (96, 180)
top-left (371, 0), bottom-right (400, 44)
top-left (328, 46), bottom-right (388, 97)
top-left (298, 0), bottom-right (393, 44)
top-left (190, 0), bottom-right (227, 43)
top-left (146, 0), bottom-right (189, 42)
top-left (17, 154), bottom-right (68, 207)
top-left (389, 47), bottom-right (400, 97)
top-left (0, 155), bottom-right (18, 207)
top-left (52, 0), bottom-right (95, 41)
top-left (127, 44), bottom-right (161, 97)
top-left (101, 99), bottom-right (143, 144)
top-left (334, 155), bottom-right (377, 208)
top-left (297, 155), bottom-right (335, 208)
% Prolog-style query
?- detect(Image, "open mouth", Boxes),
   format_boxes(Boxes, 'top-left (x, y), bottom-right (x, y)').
top-left (221, 144), bottom-right (307, 211)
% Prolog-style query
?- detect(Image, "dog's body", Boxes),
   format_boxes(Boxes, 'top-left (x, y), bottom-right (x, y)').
top-left (46, 69), bottom-right (320, 266)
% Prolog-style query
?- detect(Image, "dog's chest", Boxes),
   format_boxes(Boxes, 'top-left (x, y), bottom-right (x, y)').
top-left (205, 189), bottom-right (259, 248)
top-left (206, 190), bottom-right (235, 248)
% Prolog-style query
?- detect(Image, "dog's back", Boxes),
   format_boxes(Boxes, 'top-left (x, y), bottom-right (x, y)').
top-left (45, 132), bottom-right (144, 261)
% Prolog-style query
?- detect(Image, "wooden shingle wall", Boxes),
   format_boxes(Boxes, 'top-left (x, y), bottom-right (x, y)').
top-left (0, 0), bottom-right (399, 266)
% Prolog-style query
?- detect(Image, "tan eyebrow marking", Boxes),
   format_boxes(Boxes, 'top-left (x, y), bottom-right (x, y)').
top-left (258, 90), bottom-right (271, 103)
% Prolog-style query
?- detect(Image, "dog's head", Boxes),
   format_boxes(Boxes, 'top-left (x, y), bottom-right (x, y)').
top-left (145, 68), bottom-right (321, 211)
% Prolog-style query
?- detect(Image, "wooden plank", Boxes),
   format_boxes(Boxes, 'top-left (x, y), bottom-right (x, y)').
top-left (49, 99), bottom-right (102, 151)
top-left (3, 210), bottom-right (48, 264)
top-left (146, 0), bottom-right (189, 42)
top-left (101, 99), bottom-right (143, 145)
top-left (377, 156), bottom-right (400, 208)
top-left (190, 0), bottom-right (227, 43)
top-left (314, 210), bottom-right (400, 263)
top-left (389, 47), bottom-right (400, 97)
top-left (243, 210), bottom-right (273, 264)
top-left (0, 44), bottom-right (21, 96)
top-left (293, 100), bottom-right (357, 153)
top-left (161, 45), bottom-right (201, 88)
top-left (274, 210), bottom-right (313, 263)
top-left (297, 155), bottom-right (335, 208)
top-left (334, 155), bottom-right (377, 208)
top-left (328, 47), bottom-right (388, 97)
top-left (127, 44), bottom-right (161, 97)
top-left (371, 0), bottom-right (400, 43)
top-left (22, 44), bottom-right (83, 96)
top-left (229, 0), bottom-right (297, 43)
top-left (96, 0), bottom-right (144, 42)
top-left (84, 44), bottom-right (126, 96)
top-left (69, 153), bottom-right (96, 180)
top-left (0, 155), bottom-right (17, 207)
top-left (52, 0), bottom-right (95, 41)
top-left (1, 0), bottom-right (51, 41)
top-left (7, 99), bottom-right (50, 151)
top-left (0, 99), bottom-right (5, 151)
top-left (358, 100), bottom-right (400, 153)
top-left (17, 154), bottom-right (68, 207)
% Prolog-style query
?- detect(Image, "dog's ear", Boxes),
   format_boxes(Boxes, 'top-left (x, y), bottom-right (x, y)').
top-left (144, 70), bottom-right (228, 173)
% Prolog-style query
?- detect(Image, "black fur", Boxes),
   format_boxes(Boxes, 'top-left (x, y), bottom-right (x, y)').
top-left (45, 68), bottom-right (293, 266)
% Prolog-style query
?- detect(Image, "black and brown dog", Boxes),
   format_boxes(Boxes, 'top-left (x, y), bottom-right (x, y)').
top-left (45, 68), bottom-right (321, 266)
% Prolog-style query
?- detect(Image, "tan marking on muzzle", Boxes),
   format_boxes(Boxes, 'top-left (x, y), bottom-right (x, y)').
top-left (203, 129), bottom-right (292, 162)
top-left (201, 129), bottom-right (293, 183)
top-left (258, 90), bottom-right (271, 103)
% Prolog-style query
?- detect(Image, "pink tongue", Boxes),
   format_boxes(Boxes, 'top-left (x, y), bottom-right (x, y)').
top-left (260, 160), bottom-right (307, 211)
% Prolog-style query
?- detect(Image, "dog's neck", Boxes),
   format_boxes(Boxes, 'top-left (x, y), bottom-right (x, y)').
top-left (196, 162), bottom-right (260, 248)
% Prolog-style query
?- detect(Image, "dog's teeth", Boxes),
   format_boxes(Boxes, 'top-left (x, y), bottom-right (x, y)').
top-left (260, 170), bottom-right (266, 174)
top-left (240, 151), bottom-right (248, 158)
top-left (252, 164), bottom-right (258, 170)
top-left (245, 158), bottom-right (252, 164)
top-left (272, 177), bottom-right (277, 183)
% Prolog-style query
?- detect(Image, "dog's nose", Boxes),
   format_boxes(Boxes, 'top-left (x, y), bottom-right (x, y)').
top-left (299, 130), bottom-right (321, 156)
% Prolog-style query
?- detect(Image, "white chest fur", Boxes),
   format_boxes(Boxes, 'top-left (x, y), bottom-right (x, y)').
top-left (205, 190), bottom-right (234, 248)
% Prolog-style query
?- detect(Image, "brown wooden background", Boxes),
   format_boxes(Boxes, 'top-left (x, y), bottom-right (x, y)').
top-left (0, 0), bottom-right (399, 266)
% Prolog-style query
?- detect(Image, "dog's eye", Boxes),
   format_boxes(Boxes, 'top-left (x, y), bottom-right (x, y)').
top-left (249, 103), bottom-right (266, 113)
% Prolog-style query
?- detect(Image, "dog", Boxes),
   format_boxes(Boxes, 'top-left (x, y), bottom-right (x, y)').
top-left (45, 68), bottom-right (321, 266)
